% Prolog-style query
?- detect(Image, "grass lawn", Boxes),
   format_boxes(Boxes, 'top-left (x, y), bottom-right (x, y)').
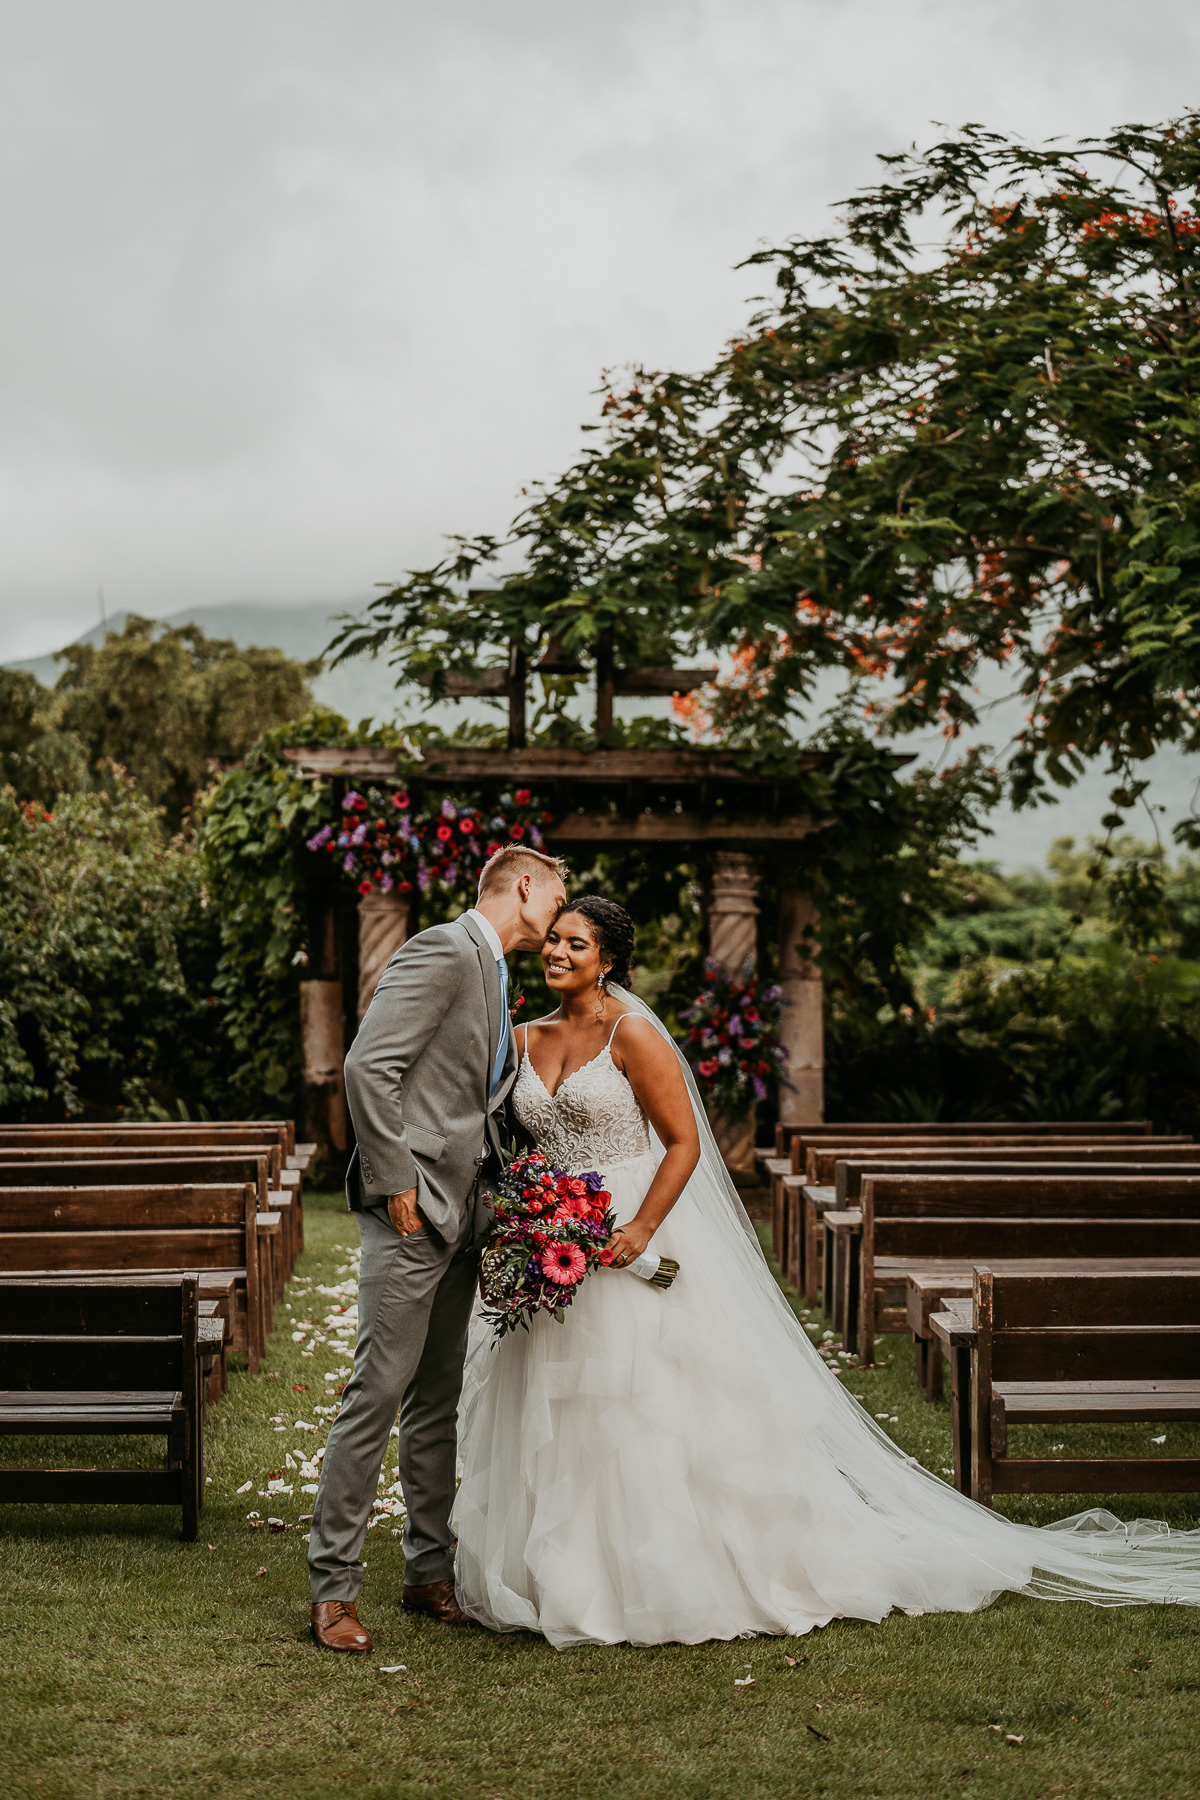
top-left (3, 1187), bottom-right (1200, 1800)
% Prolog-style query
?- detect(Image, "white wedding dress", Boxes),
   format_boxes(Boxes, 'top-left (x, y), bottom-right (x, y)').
top-left (453, 995), bottom-right (1200, 1648)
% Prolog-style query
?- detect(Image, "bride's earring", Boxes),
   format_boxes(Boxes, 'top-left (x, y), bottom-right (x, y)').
top-left (594, 968), bottom-right (608, 1023)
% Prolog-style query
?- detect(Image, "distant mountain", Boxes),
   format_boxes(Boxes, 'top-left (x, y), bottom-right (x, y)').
top-left (5, 599), bottom-right (410, 726)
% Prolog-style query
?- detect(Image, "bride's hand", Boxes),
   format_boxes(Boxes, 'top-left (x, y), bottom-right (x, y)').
top-left (606, 1219), bottom-right (653, 1267)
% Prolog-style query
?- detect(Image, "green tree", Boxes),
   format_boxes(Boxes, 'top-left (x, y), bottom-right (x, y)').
top-left (332, 112), bottom-right (1200, 840)
top-left (55, 616), bottom-right (320, 827)
top-left (0, 780), bottom-right (228, 1119)
top-left (0, 668), bottom-right (88, 804)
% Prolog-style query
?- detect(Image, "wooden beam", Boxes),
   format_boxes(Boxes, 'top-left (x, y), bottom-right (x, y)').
top-left (545, 812), bottom-right (831, 844)
top-left (416, 669), bottom-right (508, 696)
top-left (283, 746), bottom-right (823, 782)
top-left (613, 667), bottom-right (716, 695)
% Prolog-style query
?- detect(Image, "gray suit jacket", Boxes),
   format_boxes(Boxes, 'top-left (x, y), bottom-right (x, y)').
top-left (342, 914), bottom-right (517, 1242)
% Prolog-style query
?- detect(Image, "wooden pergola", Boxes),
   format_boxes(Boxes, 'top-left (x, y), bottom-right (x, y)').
top-left (285, 740), bottom-right (835, 1176)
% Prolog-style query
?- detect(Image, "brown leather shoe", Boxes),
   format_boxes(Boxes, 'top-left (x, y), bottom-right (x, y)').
top-left (310, 1600), bottom-right (373, 1652)
top-left (401, 1578), bottom-right (476, 1626)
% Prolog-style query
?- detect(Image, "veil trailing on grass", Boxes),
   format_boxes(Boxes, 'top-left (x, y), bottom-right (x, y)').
top-left (607, 986), bottom-right (1200, 1615)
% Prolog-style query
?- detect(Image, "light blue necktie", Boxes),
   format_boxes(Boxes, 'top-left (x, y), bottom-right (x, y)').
top-left (490, 956), bottom-right (511, 1095)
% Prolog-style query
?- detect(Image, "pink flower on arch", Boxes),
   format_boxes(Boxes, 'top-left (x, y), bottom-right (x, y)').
top-left (541, 1244), bottom-right (586, 1285)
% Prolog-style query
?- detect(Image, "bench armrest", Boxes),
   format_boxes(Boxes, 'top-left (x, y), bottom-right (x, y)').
top-left (198, 1315), bottom-right (226, 1349)
top-left (256, 1211), bottom-right (282, 1235)
top-left (825, 1209), bottom-right (863, 1233)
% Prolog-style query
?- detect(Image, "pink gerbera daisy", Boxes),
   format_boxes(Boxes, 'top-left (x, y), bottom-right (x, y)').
top-left (541, 1243), bottom-right (587, 1285)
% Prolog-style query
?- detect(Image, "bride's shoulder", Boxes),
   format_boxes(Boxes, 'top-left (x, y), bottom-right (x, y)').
top-left (609, 1009), bottom-right (670, 1062)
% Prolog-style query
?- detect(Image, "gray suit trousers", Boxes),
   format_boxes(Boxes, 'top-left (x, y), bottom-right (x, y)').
top-left (307, 1206), bottom-right (479, 1601)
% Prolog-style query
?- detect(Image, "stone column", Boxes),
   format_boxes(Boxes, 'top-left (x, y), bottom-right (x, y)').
top-left (357, 887), bottom-right (411, 1023)
top-left (299, 979), bottom-right (348, 1154)
top-left (707, 852), bottom-right (761, 1177)
top-left (777, 882), bottom-right (824, 1123)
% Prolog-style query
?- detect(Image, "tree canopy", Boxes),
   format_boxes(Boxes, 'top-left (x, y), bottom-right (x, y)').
top-left (332, 113), bottom-right (1200, 833)
top-left (4, 615), bottom-right (319, 828)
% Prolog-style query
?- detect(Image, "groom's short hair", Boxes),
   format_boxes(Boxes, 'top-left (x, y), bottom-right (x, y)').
top-left (478, 843), bottom-right (567, 897)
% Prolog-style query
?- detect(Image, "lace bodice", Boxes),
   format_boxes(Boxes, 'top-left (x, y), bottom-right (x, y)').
top-left (512, 1022), bottom-right (653, 1173)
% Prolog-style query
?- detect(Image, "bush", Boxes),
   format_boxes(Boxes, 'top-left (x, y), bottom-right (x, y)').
top-left (0, 781), bottom-right (230, 1119)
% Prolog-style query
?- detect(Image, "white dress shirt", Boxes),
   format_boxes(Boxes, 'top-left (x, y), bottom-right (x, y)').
top-left (462, 906), bottom-right (504, 964)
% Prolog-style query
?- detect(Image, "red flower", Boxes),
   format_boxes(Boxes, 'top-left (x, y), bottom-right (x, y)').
top-left (541, 810), bottom-right (553, 823)
top-left (598, 1247), bottom-right (615, 1266)
top-left (392, 791), bottom-right (410, 810)
top-left (486, 840), bottom-right (501, 856)
top-left (358, 879), bottom-right (373, 895)
top-left (509, 824), bottom-right (526, 841)
top-left (698, 1058), bottom-right (719, 1077)
top-left (459, 817), bottom-right (475, 834)
top-left (515, 788), bottom-right (531, 804)
top-left (436, 824), bottom-right (453, 842)
top-left (399, 880), bottom-right (412, 893)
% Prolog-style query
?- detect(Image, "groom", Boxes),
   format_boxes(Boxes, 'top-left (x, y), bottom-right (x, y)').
top-left (308, 842), bottom-right (568, 1651)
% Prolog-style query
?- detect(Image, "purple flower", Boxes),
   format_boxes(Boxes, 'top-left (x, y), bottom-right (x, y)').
top-left (380, 872), bottom-right (394, 893)
top-left (344, 852), bottom-right (357, 873)
top-left (350, 822), bottom-right (368, 845)
top-left (342, 791), bottom-right (364, 812)
top-left (440, 798), bottom-right (457, 820)
top-left (305, 824), bottom-right (333, 851)
top-left (752, 1075), bottom-right (767, 1102)
top-left (529, 826), bottom-right (544, 848)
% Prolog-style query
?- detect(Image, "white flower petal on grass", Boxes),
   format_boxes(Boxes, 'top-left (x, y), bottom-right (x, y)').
top-left (301, 1483), bottom-right (320, 1494)
top-left (378, 1665), bottom-right (407, 1673)
top-left (1151, 1434), bottom-right (1167, 1445)
top-left (236, 1480), bottom-right (252, 1495)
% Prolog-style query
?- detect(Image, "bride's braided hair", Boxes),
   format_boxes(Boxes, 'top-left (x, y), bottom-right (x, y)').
top-left (562, 895), bottom-right (636, 991)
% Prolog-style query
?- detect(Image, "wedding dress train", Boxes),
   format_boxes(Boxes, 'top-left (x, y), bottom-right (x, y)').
top-left (452, 997), bottom-right (1200, 1648)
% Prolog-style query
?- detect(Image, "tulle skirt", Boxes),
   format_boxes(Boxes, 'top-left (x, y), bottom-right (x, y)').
top-left (453, 1151), bottom-right (1046, 1646)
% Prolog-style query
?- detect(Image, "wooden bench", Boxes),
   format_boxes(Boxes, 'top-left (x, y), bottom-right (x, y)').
top-left (834, 1151), bottom-right (1200, 1206)
top-left (0, 1152), bottom-right (300, 1285)
top-left (970, 1267), bottom-right (1200, 1506)
top-left (804, 1135), bottom-right (1191, 1184)
top-left (779, 1163), bottom-right (1196, 1316)
top-left (846, 1173), bottom-right (1200, 1364)
top-left (913, 1252), bottom-right (1200, 1403)
top-left (0, 1183), bottom-right (276, 1372)
top-left (773, 1120), bottom-right (1155, 1157)
top-left (0, 1276), bottom-right (205, 1538)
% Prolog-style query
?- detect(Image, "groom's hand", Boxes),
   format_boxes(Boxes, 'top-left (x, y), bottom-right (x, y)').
top-left (387, 1187), bottom-right (425, 1235)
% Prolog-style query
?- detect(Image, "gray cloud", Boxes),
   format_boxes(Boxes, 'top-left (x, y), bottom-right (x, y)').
top-left (2, 0), bottom-right (1198, 658)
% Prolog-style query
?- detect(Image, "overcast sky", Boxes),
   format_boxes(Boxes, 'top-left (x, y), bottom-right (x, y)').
top-left (2, 0), bottom-right (1199, 664)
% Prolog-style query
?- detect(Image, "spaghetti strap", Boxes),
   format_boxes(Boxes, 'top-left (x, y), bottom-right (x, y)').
top-left (606, 1014), bottom-right (629, 1049)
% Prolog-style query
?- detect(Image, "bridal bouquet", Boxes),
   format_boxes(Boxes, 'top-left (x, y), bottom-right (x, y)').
top-left (479, 1151), bottom-right (680, 1342)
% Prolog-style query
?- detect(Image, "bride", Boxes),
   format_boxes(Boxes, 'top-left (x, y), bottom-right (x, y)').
top-left (453, 895), bottom-right (1200, 1648)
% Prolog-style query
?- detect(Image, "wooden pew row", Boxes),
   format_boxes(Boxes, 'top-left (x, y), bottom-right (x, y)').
top-left (0, 1121), bottom-right (315, 1186)
top-left (805, 1136), bottom-right (1191, 1186)
top-left (764, 1132), bottom-right (1183, 1266)
top-left (0, 1183), bottom-right (276, 1373)
top-left (769, 1120), bottom-right (1155, 1158)
top-left (935, 1268), bottom-right (1200, 1505)
top-left (0, 1276), bottom-right (208, 1539)
top-left (0, 1153), bottom-right (301, 1287)
top-left (772, 1148), bottom-right (1194, 1304)
top-left (836, 1173), bottom-right (1200, 1366)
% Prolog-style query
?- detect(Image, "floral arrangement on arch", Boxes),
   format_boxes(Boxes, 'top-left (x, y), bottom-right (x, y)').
top-left (678, 959), bottom-right (787, 1119)
top-left (305, 786), bottom-right (553, 902)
